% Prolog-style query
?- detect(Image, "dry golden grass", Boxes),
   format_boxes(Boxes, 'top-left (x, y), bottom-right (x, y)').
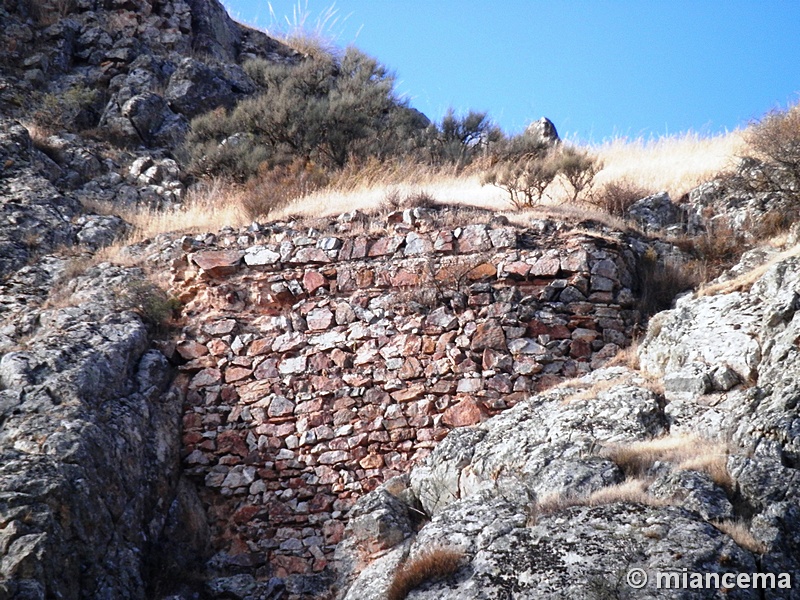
top-left (77, 129), bottom-right (746, 254)
top-left (592, 130), bottom-right (746, 200)
top-left (697, 243), bottom-right (800, 297)
top-left (535, 479), bottom-right (670, 516)
top-left (605, 340), bottom-right (641, 370)
top-left (118, 178), bottom-right (249, 241)
top-left (387, 547), bottom-right (464, 600)
top-left (604, 434), bottom-right (732, 490)
top-left (712, 520), bottom-right (768, 554)
top-left (585, 479), bottom-right (670, 508)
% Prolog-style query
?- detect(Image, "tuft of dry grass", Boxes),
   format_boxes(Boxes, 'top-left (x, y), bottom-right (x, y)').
top-left (119, 178), bottom-right (249, 240)
top-left (535, 478), bottom-right (670, 516)
top-left (264, 0), bottom-right (349, 59)
top-left (712, 520), bottom-right (768, 554)
top-left (603, 434), bottom-right (732, 491)
top-left (585, 479), bottom-right (670, 508)
top-left (698, 243), bottom-right (800, 297)
top-left (605, 340), bottom-right (641, 370)
top-left (387, 547), bottom-right (464, 600)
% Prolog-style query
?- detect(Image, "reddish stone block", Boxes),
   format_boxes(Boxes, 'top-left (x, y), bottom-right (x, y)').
top-left (390, 269), bottom-right (420, 287)
top-left (233, 505), bottom-right (263, 524)
top-left (471, 320), bottom-right (507, 351)
top-left (302, 270), bottom-right (327, 293)
top-left (504, 261), bottom-right (531, 277)
top-left (217, 430), bottom-right (249, 457)
top-left (442, 397), bottom-right (486, 427)
top-left (189, 368), bottom-right (221, 389)
top-left (359, 454), bottom-right (384, 469)
top-left (225, 366), bottom-right (252, 383)
top-left (254, 358), bottom-right (279, 380)
top-left (323, 520), bottom-right (345, 544)
top-left (570, 338), bottom-right (593, 358)
top-left (273, 555), bottom-right (312, 576)
top-left (391, 383), bottom-right (425, 402)
top-left (192, 249), bottom-right (243, 277)
top-left (177, 340), bottom-right (208, 360)
top-left (207, 338), bottom-right (229, 356)
top-left (351, 237), bottom-right (369, 259)
top-left (367, 236), bottom-right (403, 257)
top-left (529, 256), bottom-right (561, 276)
top-left (467, 262), bottom-right (497, 280)
top-left (398, 357), bottom-right (423, 380)
top-left (356, 269), bottom-right (374, 288)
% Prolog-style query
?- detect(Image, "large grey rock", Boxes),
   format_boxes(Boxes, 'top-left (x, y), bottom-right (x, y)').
top-left (627, 192), bottom-right (683, 232)
top-left (121, 93), bottom-right (189, 147)
top-left (165, 57), bottom-right (255, 117)
top-left (526, 117), bottom-right (560, 144)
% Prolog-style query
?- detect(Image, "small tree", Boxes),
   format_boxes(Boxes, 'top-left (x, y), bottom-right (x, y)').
top-left (557, 146), bottom-right (602, 203)
top-left (431, 109), bottom-right (502, 168)
top-left (483, 150), bottom-right (560, 208)
top-left (481, 132), bottom-right (559, 208)
top-left (744, 102), bottom-right (800, 202)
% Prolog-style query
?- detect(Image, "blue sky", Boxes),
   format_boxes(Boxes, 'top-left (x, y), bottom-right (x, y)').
top-left (223, 1), bottom-right (800, 142)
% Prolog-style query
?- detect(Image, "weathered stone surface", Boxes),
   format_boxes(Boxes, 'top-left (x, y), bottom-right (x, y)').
top-left (627, 192), bottom-right (682, 231)
top-left (0, 265), bottom-right (190, 599)
top-left (470, 320), bottom-right (507, 351)
top-left (192, 249), bottom-right (244, 276)
top-left (244, 245), bottom-right (281, 266)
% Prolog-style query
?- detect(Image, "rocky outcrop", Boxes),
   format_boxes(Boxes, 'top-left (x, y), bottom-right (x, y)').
top-left (526, 117), bottom-right (560, 145)
top-left (1, 0), bottom-right (297, 151)
top-left (334, 245), bottom-right (800, 599)
top-left (0, 120), bottom-right (133, 279)
top-left (0, 262), bottom-right (195, 599)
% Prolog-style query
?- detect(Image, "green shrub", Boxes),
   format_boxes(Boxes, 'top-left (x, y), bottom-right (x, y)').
top-left (427, 109), bottom-right (502, 168)
top-left (120, 279), bottom-right (181, 330)
top-left (184, 47), bottom-right (416, 179)
top-left (636, 247), bottom-right (702, 316)
top-left (32, 84), bottom-right (100, 133)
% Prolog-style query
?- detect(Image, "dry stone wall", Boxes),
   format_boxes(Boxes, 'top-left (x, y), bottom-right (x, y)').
top-left (170, 210), bottom-right (643, 578)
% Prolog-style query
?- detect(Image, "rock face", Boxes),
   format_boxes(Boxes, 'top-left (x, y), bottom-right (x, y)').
top-left (0, 0), bottom-right (297, 148)
top-left (334, 246), bottom-right (800, 599)
top-left (0, 263), bottom-right (195, 599)
top-left (169, 212), bottom-right (650, 581)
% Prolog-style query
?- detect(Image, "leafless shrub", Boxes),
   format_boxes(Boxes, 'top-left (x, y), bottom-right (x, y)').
top-left (636, 247), bottom-right (703, 317)
top-left (744, 102), bottom-right (800, 203)
top-left (239, 159), bottom-right (330, 220)
top-left (558, 145), bottom-right (603, 202)
top-left (589, 178), bottom-right (654, 217)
